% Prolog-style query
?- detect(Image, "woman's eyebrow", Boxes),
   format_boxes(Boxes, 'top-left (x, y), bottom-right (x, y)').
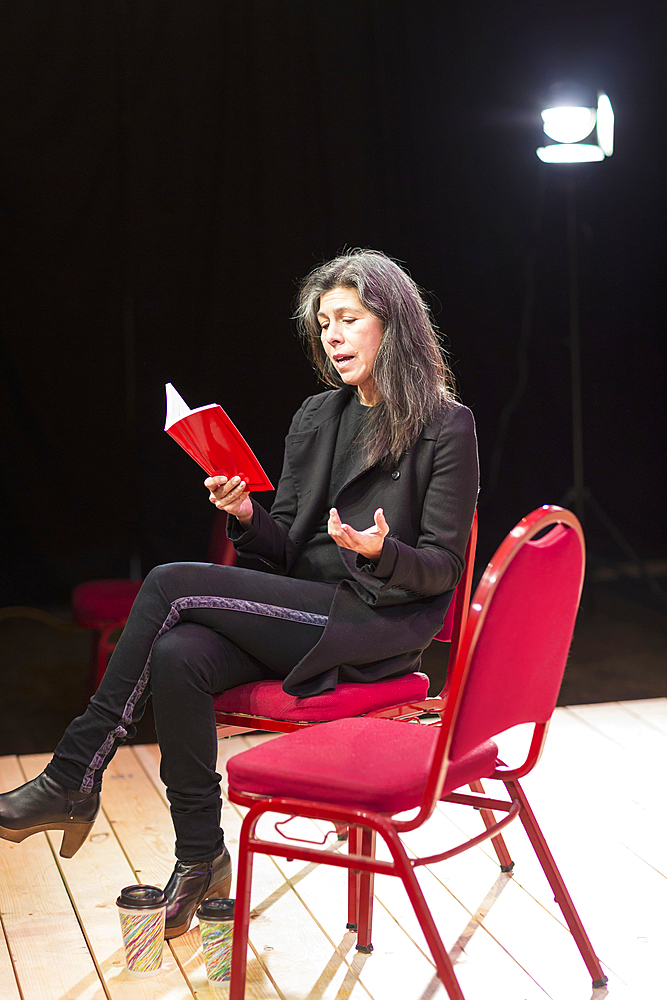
top-left (317, 305), bottom-right (362, 319)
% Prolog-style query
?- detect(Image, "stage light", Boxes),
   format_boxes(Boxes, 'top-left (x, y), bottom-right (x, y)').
top-left (596, 92), bottom-right (614, 156)
top-left (542, 106), bottom-right (596, 143)
top-left (537, 91), bottom-right (613, 162)
top-left (537, 143), bottom-right (605, 163)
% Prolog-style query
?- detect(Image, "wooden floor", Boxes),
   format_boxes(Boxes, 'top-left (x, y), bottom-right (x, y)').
top-left (1, 699), bottom-right (665, 1000)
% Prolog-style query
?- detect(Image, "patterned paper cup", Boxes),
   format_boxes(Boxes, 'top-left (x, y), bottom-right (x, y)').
top-left (196, 898), bottom-right (235, 985)
top-left (116, 885), bottom-right (167, 977)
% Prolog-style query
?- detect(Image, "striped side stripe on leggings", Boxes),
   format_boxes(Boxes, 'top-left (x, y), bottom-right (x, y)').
top-left (80, 596), bottom-right (328, 793)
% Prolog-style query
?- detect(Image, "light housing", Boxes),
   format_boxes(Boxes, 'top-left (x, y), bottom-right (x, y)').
top-left (537, 91), bottom-right (614, 163)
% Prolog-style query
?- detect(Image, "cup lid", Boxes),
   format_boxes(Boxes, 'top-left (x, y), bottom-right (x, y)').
top-left (116, 884), bottom-right (167, 909)
top-left (196, 897), bottom-right (235, 920)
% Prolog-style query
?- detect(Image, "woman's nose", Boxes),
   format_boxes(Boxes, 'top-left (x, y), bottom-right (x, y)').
top-left (324, 323), bottom-right (343, 345)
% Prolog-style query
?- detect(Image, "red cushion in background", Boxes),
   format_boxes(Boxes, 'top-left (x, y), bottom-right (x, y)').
top-left (214, 672), bottom-right (430, 723)
top-left (226, 716), bottom-right (499, 814)
top-left (71, 579), bottom-right (143, 625)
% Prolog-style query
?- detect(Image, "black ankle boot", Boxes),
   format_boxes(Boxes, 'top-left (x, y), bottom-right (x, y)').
top-left (164, 846), bottom-right (233, 939)
top-left (0, 771), bottom-right (101, 859)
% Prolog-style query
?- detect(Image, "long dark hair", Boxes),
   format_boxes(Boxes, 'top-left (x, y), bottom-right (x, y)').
top-left (294, 249), bottom-right (457, 468)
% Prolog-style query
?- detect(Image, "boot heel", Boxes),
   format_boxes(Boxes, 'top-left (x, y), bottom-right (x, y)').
top-left (205, 873), bottom-right (232, 901)
top-left (60, 821), bottom-right (94, 859)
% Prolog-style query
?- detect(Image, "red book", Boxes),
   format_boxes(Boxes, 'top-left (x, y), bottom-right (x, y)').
top-left (164, 383), bottom-right (274, 492)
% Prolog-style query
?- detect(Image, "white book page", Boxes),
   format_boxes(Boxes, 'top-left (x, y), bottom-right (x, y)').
top-left (164, 382), bottom-right (218, 429)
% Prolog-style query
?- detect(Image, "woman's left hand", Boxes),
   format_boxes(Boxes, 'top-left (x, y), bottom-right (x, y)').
top-left (327, 507), bottom-right (389, 562)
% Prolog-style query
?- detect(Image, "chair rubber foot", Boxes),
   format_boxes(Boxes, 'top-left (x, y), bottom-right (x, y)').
top-left (592, 976), bottom-right (608, 988)
top-left (346, 922), bottom-right (358, 931)
top-left (500, 863), bottom-right (515, 872)
top-left (356, 943), bottom-right (373, 954)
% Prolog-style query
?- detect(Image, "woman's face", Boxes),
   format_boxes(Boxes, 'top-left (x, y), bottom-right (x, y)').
top-left (318, 286), bottom-right (384, 404)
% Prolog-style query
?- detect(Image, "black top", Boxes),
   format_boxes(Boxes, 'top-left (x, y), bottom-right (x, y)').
top-left (229, 388), bottom-right (479, 696)
top-left (288, 393), bottom-right (370, 584)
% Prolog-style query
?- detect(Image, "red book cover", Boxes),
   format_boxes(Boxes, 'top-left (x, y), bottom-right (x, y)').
top-left (164, 383), bottom-right (274, 492)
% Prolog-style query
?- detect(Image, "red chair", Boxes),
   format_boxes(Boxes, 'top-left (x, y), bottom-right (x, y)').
top-left (213, 511), bottom-right (479, 736)
top-left (225, 505), bottom-right (608, 1000)
top-left (73, 513), bottom-right (236, 693)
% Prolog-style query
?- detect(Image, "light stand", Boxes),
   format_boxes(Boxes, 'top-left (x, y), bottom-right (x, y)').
top-left (538, 89), bottom-right (667, 606)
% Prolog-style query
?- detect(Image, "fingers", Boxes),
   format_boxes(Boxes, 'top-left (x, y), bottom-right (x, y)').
top-left (205, 475), bottom-right (228, 501)
top-left (373, 507), bottom-right (389, 539)
top-left (329, 507), bottom-right (386, 540)
top-left (327, 508), bottom-right (348, 540)
top-left (204, 476), bottom-right (227, 490)
top-left (327, 506), bottom-right (390, 561)
top-left (328, 508), bottom-right (361, 550)
top-left (207, 476), bottom-right (247, 507)
top-left (328, 508), bottom-right (355, 536)
top-left (374, 507), bottom-right (390, 536)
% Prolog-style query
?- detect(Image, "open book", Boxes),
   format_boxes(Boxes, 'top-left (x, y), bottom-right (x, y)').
top-left (164, 383), bottom-right (274, 491)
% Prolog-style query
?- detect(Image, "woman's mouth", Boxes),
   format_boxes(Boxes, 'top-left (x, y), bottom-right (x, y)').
top-left (333, 354), bottom-right (354, 366)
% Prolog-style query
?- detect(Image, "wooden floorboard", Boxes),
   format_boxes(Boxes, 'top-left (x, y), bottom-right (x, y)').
top-left (1, 700), bottom-right (664, 999)
top-left (0, 755), bottom-right (110, 1000)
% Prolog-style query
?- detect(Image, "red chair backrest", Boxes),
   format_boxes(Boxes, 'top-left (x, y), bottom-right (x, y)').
top-left (438, 506), bottom-right (585, 770)
top-left (433, 510), bottom-right (478, 671)
top-left (436, 589), bottom-right (458, 642)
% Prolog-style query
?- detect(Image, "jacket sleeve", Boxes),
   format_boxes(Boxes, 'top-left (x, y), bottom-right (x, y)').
top-left (226, 398), bottom-right (308, 572)
top-left (349, 404), bottom-right (479, 601)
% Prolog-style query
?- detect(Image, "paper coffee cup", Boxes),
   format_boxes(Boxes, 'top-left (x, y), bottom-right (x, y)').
top-left (116, 885), bottom-right (167, 977)
top-left (196, 897), bottom-right (235, 985)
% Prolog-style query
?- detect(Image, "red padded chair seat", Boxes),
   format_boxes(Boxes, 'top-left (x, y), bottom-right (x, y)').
top-left (226, 716), bottom-right (499, 814)
top-left (214, 672), bottom-right (430, 724)
top-left (71, 579), bottom-right (143, 625)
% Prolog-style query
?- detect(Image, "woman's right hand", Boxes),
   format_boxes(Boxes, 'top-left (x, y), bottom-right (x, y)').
top-left (205, 476), bottom-right (253, 526)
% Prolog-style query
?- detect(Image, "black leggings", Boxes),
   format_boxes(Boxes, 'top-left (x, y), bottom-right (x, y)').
top-left (46, 563), bottom-right (336, 861)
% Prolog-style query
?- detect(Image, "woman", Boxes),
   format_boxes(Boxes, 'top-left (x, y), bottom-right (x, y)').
top-left (0, 249), bottom-right (478, 938)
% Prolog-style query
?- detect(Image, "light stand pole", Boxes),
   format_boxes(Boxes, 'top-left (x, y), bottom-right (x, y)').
top-left (564, 174), bottom-right (585, 528)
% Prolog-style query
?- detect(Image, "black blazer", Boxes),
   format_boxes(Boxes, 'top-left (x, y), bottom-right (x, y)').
top-left (230, 388), bottom-right (479, 696)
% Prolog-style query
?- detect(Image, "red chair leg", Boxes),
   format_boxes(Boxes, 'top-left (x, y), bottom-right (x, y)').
top-left (469, 779), bottom-right (514, 871)
top-left (355, 827), bottom-right (376, 953)
top-left (346, 825), bottom-right (361, 931)
top-left (382, 824), bottom-right (465, 1000)
top-left (507, 778), bottom-right (608, 989)
top-left (229, 819), bottom-right (257, 1000)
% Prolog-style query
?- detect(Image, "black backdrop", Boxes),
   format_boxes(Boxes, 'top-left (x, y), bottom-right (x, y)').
top-left (1, 1), bottom-right (665, 604)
